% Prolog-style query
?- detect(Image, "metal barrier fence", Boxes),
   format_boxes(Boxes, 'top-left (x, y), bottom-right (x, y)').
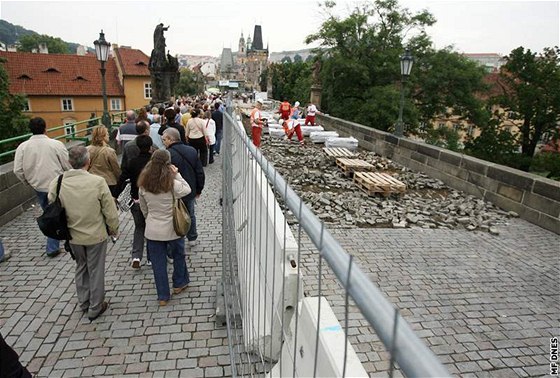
top-left (221, 107), bottom-right (450, 377)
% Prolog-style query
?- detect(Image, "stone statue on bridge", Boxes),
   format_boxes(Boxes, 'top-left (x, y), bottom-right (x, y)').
top-left (149, 24), bottom-right (179, 105)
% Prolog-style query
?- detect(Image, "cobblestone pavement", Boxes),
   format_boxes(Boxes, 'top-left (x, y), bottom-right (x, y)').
top-left (0, 155), bottom-right (227, 377)
top-left (297, 220), bottom-right (559, 377)
top-left (1, 149), bottom-right (559, 377)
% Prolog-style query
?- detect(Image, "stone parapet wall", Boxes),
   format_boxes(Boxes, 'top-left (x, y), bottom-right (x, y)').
top-left (317, 114), bottom-right (560, 234)
top-left (0, 161), bottom-right (36, 227)
top-left (0, 140), bottom-right (86, 227)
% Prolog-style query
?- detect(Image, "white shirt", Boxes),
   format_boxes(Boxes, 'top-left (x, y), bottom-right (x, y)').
top-left (13, 134), bottom-right (72, 191)
top-left (204, 118), bottom-right (216, 145)
top-left (149, 123), bottom-right (165, 150)
top-left (307, 104), bottom-right (317, 116)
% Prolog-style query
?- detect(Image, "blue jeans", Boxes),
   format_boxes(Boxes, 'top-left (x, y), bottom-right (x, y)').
top-left (148, 238), bottom-right (189, 301)
top-left (185, 198), bottom-right (198, 242)
top-left (0, 239), bottom-right (4, 261)
top-left (35, 191), bottom-right (61, 254)
top-left (215, 128), bottom-right (223, 154)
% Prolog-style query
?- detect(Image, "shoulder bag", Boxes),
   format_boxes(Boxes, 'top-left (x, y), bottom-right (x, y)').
top-left (171, 187), bottom-right (191, 237)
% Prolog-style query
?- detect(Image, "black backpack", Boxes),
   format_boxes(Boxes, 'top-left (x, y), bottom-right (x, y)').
top-left (37, 175), bottom-right (72, 241)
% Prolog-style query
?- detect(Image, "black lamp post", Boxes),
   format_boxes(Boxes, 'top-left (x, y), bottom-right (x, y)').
top-left (94, 30), bottom-right (111, 129)
top-left (395, 49), bottom-right (414, 137)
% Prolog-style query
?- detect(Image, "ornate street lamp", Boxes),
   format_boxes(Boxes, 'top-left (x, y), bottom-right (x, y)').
top-left (395, 49), bottom-right (414, 137)
top-left (94, 30), bottom-right (111, 129)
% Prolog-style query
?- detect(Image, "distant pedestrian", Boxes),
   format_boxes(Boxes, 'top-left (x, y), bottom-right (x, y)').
top-left (48, 146), bottom-right (119, 321)
top-left (13, 117), bottom-right (72, 258)
top-left (203, 110), bottom-right (216, 164)
top-left (87, 126), bottom-right (121, 197)
top-left (115, 110), bottom-right (138, 147)
top-left (211, 102), bottom-right (223, 154)
top-left (186, 109), bottom-right (209, 167)
top-left (138, 149), bottom-right (192, 306)
top-left (149, 115), bottom-right (165, 150)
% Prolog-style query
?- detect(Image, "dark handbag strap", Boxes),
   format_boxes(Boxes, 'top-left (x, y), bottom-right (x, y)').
top-left (55, 174), bottom-right (63, 200)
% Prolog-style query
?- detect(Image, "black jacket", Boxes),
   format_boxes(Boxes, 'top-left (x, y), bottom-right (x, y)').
top-left (159, 122), bottom-right (187, 144)
top-left (118, 151), bottom-right (151, 200)
top-left (167, 142), bottom-right (205, 201)
top-left (211, 110), bottom-right (223, 132)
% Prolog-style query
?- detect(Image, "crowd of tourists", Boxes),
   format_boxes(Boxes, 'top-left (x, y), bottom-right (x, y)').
top-left (10, 95), bottom-right (225, 323)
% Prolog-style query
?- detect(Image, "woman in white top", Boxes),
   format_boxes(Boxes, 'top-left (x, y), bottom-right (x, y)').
top-left (203, 110), bottom-right (216, 164)
top-left (186, 109), bottom-right (209, 167)
top-left (138, 149), bottom-right (191, 306)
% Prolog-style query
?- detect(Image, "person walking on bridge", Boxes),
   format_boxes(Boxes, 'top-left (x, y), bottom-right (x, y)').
top-left (48, 146), bottom-right (119, 321)
top-left (13, 117), bottom-right (72, 258)
top-left (116, 110), bottom-right (138, 148)
top-left (162, 128), bottom-right (205, 247)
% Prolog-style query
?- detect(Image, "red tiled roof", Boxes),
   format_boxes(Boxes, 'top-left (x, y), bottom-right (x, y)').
top-left (0, 51), bottom-right (124, 96)
top-left (114, 47), bottom-right (150, 76)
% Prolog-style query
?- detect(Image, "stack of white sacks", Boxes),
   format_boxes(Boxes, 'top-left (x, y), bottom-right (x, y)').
top-left (310, 131), bottom-right (339, 143)
top-left (324, 136), bottom-right (359, 151)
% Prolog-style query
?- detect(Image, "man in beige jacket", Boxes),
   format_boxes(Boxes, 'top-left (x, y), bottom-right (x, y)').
top-left (48, 146), bottom-right (119, 321)
top-left (14, 117), bottom-right (72, 257)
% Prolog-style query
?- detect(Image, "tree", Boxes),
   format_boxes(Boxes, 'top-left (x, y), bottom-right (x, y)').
top-left (175, 68), bottom-right (203, 96)
top-left (281, 56), bottom-right (292, 64)
top-left (0, 58), bottom-right (29, 161)
top-left (270, 61), bottom-right (312, 104)
top-left (494, 47), bottom-right (560, 157)
top-left (305, 0), bottom-right (436, 131)
top-left (18, 34), bottom-right (69, 54)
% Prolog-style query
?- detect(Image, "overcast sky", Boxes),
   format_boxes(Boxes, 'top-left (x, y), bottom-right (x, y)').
top-left (1, 0), bottom-right (558, 57)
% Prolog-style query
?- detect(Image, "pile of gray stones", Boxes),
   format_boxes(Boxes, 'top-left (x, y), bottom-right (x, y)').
top-left (259, 138), bottom-right (519, 235)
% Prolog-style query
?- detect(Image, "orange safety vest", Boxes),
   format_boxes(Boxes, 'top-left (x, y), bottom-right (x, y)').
top-left (250, 108), bottom-right (262, 128)
top-left (279, 101), bottom-right (291, 115)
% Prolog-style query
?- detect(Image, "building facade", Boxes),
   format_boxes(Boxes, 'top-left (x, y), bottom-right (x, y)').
top-left (0, 45), bottom-right (152, 138)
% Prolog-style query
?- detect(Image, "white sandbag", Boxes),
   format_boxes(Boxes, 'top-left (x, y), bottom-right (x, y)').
top-left (310, 131), bottom-right (339, 144)
top-left (269, 128), bottom-right (286, 138)
top-left (325, 136), bottom-right (359, 151)
top-left (300, 125), bottom-right (324, 136)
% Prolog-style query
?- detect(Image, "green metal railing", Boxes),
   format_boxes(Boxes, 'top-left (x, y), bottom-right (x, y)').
top-left (0, 110), bottom-right (136, 160)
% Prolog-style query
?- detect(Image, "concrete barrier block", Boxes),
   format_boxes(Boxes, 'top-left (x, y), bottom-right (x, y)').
top-left (385, 134), bottom-right (398, 145)
top-left (522, 191), bottom-right (560, 218)
top-left (0, 181), bottom-right (35, 216)
top-left (487, 165), bottom-right (533, 191)
top-left (533, 178), bottom-right (560, 202)
top-left (398, 138), bottom-right (419, 151)
top-left (426, 157), bottom-right (468, 181)
top-left (466, 171), bottom-right (499, 193)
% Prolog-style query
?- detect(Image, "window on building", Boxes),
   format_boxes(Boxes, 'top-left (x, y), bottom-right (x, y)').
top-left (61, 98), bottom-right (73, 111)
top-left (64, 120), bottom-right (76, 137)
top-left (110, 98), bottom-right (122, 111)
top-left (438, 123), bottom-right (445, 129)
top-left (144, 83), bottom-right (152, 99)
top-left (23, 99), bottom-right (31, 112)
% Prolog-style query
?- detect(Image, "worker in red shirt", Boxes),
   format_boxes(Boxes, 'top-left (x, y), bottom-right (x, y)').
top-left (278, 100), bottom-right (291, 120)
top-left (250, 99), bottom-right (265, 147)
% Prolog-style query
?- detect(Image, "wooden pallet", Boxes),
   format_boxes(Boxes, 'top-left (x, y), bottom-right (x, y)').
top-left (354, 172), bottom-right (406, 197)
top-left (323, 147), bottom-right (357, 159)
top-left (336, 158), bottom-right (374, 176)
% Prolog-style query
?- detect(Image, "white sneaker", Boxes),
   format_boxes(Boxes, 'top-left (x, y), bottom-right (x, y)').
top-left (131, 258), bottom-right (140, 269)
top-left (146, 260), bottom-right (152, 266)
top-left (188, 240), bottom-right (199, 247)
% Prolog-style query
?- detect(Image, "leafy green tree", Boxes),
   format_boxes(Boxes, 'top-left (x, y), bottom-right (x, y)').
top-left (0, 58), bottom-right (29, 161)
top-left (293, 54), bottom-right (303, 63)
top-left (18, 34), bottom-right (69, 54)
top-left (270, 61), bottom-right (312, 104)
top-left (305, 0), bottom-right (436, 131)
top-left (175, 69), bottom-right (203, 96)
top-left (281, 56), bottom-right (292, 64)
top-left (494, 46), bottom-right (560, 157)
top-left (464, 117), bottom-right (520, 165)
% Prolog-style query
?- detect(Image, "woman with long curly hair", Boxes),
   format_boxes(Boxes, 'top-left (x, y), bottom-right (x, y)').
top-left (87, 126), bottom-right (121, 197)
top-left (138, 149), bottom-right (191, 306)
